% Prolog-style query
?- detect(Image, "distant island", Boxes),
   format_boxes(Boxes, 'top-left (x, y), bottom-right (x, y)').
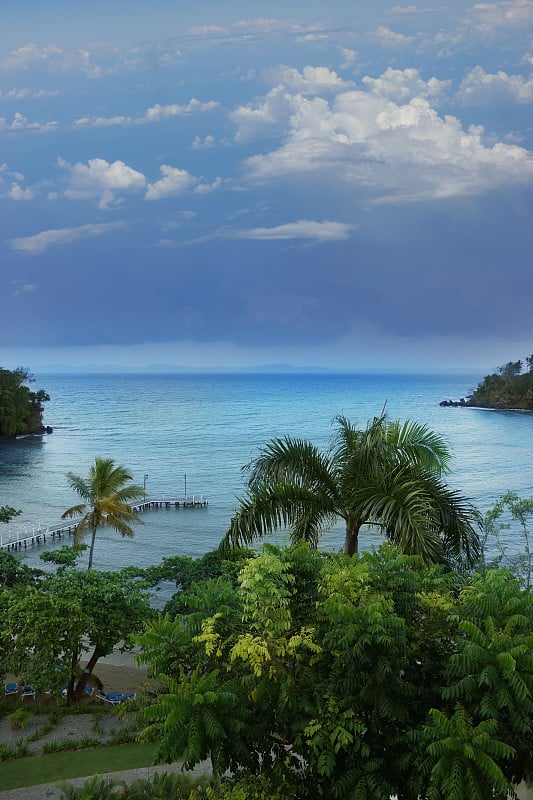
top-left (441, 355), bottom-right (533, 410)
top-left (0, 366), bottom-right (51, 438)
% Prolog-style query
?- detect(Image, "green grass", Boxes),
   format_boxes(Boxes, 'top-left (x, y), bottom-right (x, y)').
top-left (0, 742), bottom-right (159, 791)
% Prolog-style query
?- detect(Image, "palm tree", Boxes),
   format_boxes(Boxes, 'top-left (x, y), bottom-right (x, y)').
top-left (62, 457), bottom-right (145, 569)
top-left (222, 414), bottom-right (481, 566)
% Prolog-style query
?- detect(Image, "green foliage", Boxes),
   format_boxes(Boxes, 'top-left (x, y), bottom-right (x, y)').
top-left (469, 356), bottom-right (533, 409)
top-left (57, 772), bottom-right (211, 800)
top-left (8, 707), bottom-right (32, 731)
top-left (0, 366), bottom-right (50, 437)
top-left (483, 491), bottom-right (533, 585)
top-left (62, 457), bottom-right (145, 569)
top-left (0, 505), bottom-right (21, 524)
top-left (0, 549), bottom-right (37, 587)
top-left (137, 543), bottom-right (533, 800)
top-left (222, 413), bottom-right (481, 566)
top-left (40, 545), bottom-right (88, 569)
top-left (424, 706), bottom-right (515, 800)
top-left (0, 568), bottom-right (152, 702)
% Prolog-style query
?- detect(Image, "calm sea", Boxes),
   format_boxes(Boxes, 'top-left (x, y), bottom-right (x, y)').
top-left (1, 372), bottom-right (532, 583)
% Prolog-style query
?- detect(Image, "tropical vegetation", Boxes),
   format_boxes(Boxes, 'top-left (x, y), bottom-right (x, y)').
top-left (62, 457), bottom-right (146, 569)
top-left (221, 413), bottom-right (481, 566)
top-left (445, 354), bottom-right (533, 410)
top-left (134, 541), bottom-right (533, 799)
top-left (0, 366), bottom-right (50, 437)
top-left (0, 550), bottom-right (153, 702)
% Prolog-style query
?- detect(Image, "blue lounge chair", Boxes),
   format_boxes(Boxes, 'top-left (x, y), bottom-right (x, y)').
top-left (4, 682), bottom-right (18, 698)
top-left (21, 685), bottom-right (36, 700)
top-left (96, 690), bottom-right (136, 705)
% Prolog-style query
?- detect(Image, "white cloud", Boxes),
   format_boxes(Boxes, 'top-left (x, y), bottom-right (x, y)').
top-left (457, 65), bottom-right (533, 103)
top-left (192, 134), bottom-right (215, 149)
top-left (240, 69), bottom-right (533, 201)
top-left (58, 157), bottom-right (146, 209)
top-left (0, 43), bottom-right (63, 70)
top-left (0, 88), bottom-right (60, 100)
top-left (267, 65), bottom-right (352, 93)
top-left (73, 98), bottom-right (218, 128)
top-left (339, 48), bottom-right (359, 70)
top-left (145, 165), bottom-right (196, 200)
top-left (0, 43), bottom-right (104, 78)
top-left (225, 220), bottom-right (355, 241)
top-left (8, 183), bottom-right (35, 201)
top-left (10, 222), bottom-right (125, 255)
top-left (362, 67), bottom-right (450, 103)
top-left (0, 112), bottom-right (58, 133)
top-left (13, 283), bottom-right (37, 295)
top-left (468, 0), bottom-right (533, 28)
top-left (231, 66), bottom-right (351, 143)
top-left (375, 26), bottom-right (416, 45)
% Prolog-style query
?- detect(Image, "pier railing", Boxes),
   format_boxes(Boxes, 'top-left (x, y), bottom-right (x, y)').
top-left (0, 495), bottom-right (208, 552)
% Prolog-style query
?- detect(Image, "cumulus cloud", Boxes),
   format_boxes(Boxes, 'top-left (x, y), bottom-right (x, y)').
top-left (224, 220), bottom-right (355, 241)
top-left (192, 134), bottom-right (215, 149)
top-left (362, 67), bottom-right (450, 103)
top-left (231, 66), bottom-right (350, 142)
top-left (0, 43), bottom-right (63, 70)
top-left (0, 112), bottom-right (58, 133)
top-left (267, 65), bottom-right (352, 93)
top-left (74, 98), bottom-right (218, 128)
top-left (239, 67), bottom-right (533, 202)
top-left (0, 42), bottom-right (104, 77)
top-left (145, 166), bottom-right (197, 200)
top-left (58, 157), bottom-right (146, 209)
top-left (457, 65), bottom-right (533, 103)
top-left (145, 165), bottom-right (221, 200)
top-left (8, 183), bottom-right (35, 200)
top-left (375, 26), bottom-right (416, 45)
top-left (10, 222), bottom-right (125, 255)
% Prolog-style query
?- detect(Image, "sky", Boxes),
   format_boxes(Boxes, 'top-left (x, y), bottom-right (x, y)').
top-left (1, 0), bottom-right (533, 373)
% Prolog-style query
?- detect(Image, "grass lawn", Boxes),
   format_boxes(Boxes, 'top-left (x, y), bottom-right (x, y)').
top-left (0, 742), bottom-right (159, 791)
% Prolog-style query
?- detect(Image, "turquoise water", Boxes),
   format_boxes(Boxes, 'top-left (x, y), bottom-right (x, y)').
top-left (1, 372), bottom-right (532, 574)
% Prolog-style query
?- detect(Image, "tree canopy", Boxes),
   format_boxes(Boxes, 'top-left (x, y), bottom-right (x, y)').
top-left (0, 564), bottom-right (152, 702)
top-left (62, 457), bottom-right (145, 569)
top-left (135, 542), bottom-right (533, 800)
top-left (466, 355), bottom-right (533, 410)
top-left (222, 414), bottom-right (481, 566)
top-left (0, 366), bottom-right (50, 437)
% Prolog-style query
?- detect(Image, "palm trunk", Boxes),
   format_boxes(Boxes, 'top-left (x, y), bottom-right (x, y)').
top-left (87, 524), bottom-right (98, 569)
top-left (343, 523), bottom-right (361, 557)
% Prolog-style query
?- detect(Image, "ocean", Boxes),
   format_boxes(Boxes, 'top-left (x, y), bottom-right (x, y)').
top-left (1, 372), bottom-right (532, 584)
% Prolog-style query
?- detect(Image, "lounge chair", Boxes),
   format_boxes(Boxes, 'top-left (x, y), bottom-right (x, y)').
top-left (96, 690), bottom-right (136, 705)
top-left (4, 682), bottom-right (18, 697)
top-left (21, 685), bottom-right (36, 700)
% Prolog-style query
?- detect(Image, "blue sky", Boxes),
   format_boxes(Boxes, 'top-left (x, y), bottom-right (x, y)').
top-left (1, 0), bottom-right (533, 372)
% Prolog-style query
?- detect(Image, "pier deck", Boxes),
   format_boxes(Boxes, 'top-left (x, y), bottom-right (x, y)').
top-left (0, 495), bottom-right (208, 552)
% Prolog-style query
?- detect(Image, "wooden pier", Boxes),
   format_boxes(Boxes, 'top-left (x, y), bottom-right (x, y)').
top-left (0, 495), bottom-right (208, 552)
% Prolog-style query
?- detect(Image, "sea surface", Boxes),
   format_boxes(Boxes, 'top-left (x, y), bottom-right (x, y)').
top-left (1, 372), bottom-right (532, 589)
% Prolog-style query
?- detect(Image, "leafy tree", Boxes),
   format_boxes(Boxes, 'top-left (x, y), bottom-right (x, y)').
top-left (483, 491), bottom-right (533, 586)
top-left (467, 355), bottom-right (533, 409)
top-left (0, 366), bottom-right (49, 437)
top-left (136, 543), bottom-right (532, 799)
top-left (62, 457), bottom-right (145, 569)
top-left (0, 505), bottom-right (21, 524)
top-left (0, 549), bottom-right (37, 588)
top-left (222, 414), bottom-right (481, 565)
top-left (0, 568), bottom-right (152, 701)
